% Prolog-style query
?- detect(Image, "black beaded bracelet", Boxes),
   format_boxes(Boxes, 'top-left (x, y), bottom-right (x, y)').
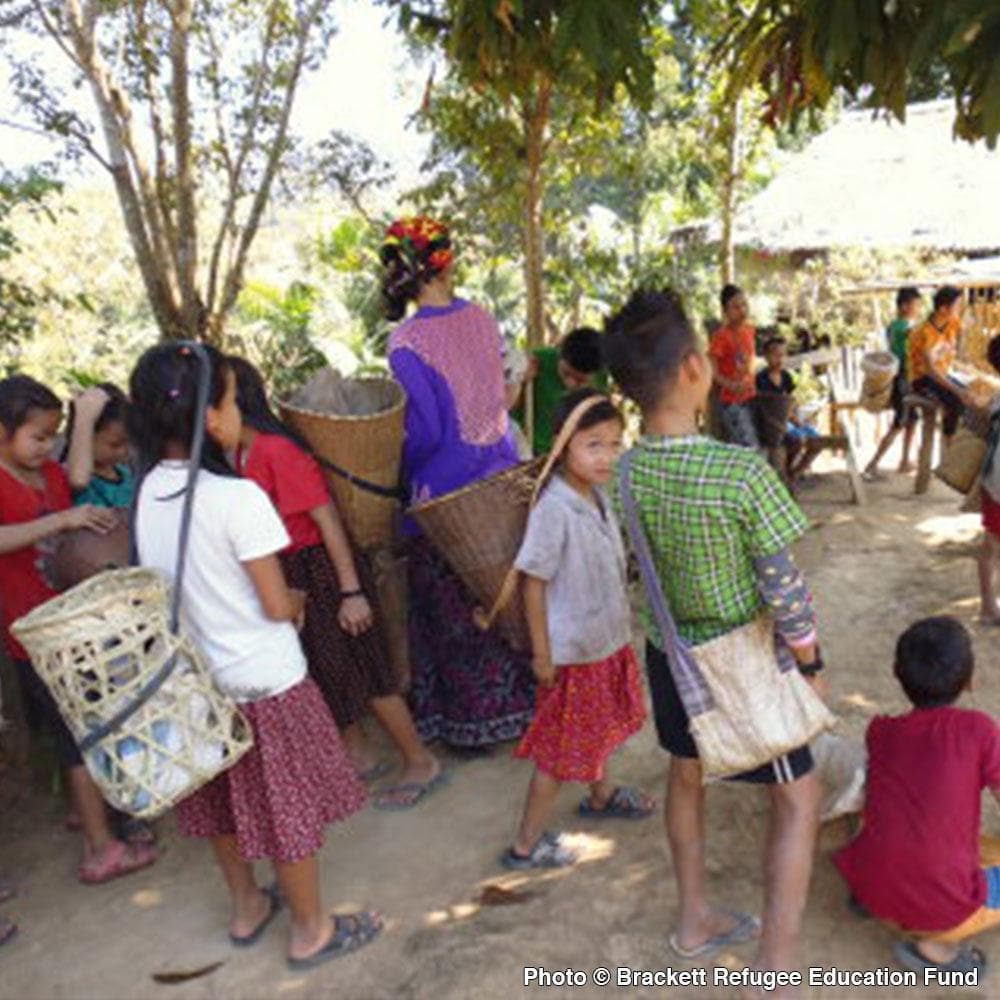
top-left (340, 589), bottom-right (364, 599)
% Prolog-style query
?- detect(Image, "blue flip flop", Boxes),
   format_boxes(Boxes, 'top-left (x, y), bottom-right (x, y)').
top-left (372, 770), bottom-right (449, 811)
top-left (578, 786), bottom-right (656, 820)
top-left (286, 911), bottom-right (383, 970)
top-left (229, 885), bottom-right (282, 948)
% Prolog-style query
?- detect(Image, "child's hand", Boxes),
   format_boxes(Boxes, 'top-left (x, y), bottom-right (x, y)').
top-left (338, 594), bottom-right (374, 637)
top-left (804, 672), bottom-right (828, 701)
top-left (74, 387), bottom-right (110, 422)
top-left (60, 505), bottom-right (118, 534)
top-left (532, 655), bottom-right (557, 688)
top-left (288, 588), bottom-right (307, 630)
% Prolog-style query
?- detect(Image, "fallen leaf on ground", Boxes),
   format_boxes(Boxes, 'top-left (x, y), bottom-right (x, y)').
top-left (152, 961), bottom-right (225, 985)
top-left (478, 884), bottom-right (537, 906)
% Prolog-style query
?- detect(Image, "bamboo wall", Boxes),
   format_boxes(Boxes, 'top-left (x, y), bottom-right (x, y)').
top-left (960, 287), bottom-right (1000, 371)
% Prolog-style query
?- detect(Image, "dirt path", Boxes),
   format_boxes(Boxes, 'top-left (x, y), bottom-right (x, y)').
top-left (2, 468), bottom-right (999, 1000)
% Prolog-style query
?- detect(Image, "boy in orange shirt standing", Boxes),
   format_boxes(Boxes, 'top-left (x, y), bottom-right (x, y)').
top-left (710, 285), bottom-right (759, 449)
top-left (909, 286), bottom-right (970, 449)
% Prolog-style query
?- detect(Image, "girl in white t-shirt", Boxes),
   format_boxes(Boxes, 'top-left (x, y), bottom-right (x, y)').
top-left (129, 343), bottom-right (381, 969)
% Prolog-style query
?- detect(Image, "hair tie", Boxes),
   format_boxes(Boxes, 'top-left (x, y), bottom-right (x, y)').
top-left (178, 346), bottom-right (191, 356)
top-left (168, 388), bottom-right (181, 399)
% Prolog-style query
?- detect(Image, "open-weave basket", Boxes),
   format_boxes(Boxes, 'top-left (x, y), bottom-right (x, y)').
top-left (935, 425), bottom-right (988, 495)
top-left (280, 375), bottom-right (406, 550)
top-left (410, 458), bottom-right (545, 651)
top-left (12, 568), bottom-right (253, 819)
top-left (859, 351), bottom-right (898, 412)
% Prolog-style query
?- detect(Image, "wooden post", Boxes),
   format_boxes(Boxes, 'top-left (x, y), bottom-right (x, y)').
top-left (915, 405), bottom-right (938, 495)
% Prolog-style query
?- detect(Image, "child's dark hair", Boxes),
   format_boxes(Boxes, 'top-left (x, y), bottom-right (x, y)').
top-left (933, 286), bottom-right (962, 312)
top-left (604, 289), bottom-right (697, 413)
top-left (552, 387), bottom-right (622, 440)
top-left (127, 343), bottom-right (235, 478)
top-left (987, 334), bottom-right (1000, 375)
top-left (0, 375), bottom-right (61, 436)
top-left (560, 327), bottom-right (603, 375)
top-left (228, 355), bottom-right (313, 455)
top-left (720, 284), bottom-right (743, 311)
top-left (894, 616), bottom-right (973, 708)
top-left (763, 335), bottom-right (787, 353)
top-left (59, 383), bottom-right (129, 462)
top-left (896, 286), bottom-right (921, 310)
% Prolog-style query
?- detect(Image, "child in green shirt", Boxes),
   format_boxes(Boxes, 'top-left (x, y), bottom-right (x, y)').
top-left (863, 286), bottom-right (922, 480)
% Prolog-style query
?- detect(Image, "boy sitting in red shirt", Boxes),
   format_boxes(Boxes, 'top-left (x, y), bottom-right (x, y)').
top-left (709, 284), bottom-right (759, 448)
top-left (835, 617), bottom-right (1000, 979)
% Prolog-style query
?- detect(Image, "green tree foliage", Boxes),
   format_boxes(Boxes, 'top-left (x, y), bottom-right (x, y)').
top-left (4, 0), bottom-right (338, 341)
top-left (382, 0), bottom-right (661, 346)
top-left (720, 1), bottom-right (1000, 145)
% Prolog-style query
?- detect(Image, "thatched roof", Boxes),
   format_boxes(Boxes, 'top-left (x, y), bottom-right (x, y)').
top-left (685, 101), bottom-right (1000, 253)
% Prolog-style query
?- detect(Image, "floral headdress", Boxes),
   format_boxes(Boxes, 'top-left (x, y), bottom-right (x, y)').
top-left (381, 215), bottom-right (454, 276)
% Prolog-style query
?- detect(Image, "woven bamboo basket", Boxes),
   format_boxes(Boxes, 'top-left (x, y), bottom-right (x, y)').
top-left (859, 351), bottom-right (898, 412)
top-left (935, 426), bottom-right (988, 495)
top-left (11, 568), bottom-right (253, 819)
top-left (410, 459), bottom-right (545, 651)
top-left (753, 392), bottom-right (793, 448)
top-left (280, 372), bottom-right (406, 551)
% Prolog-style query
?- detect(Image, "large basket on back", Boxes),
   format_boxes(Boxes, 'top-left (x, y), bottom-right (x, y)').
top-left (753, 392), bottom-right (793, 448)
top-left (410, 459), bottom-right (545, 651)
top-left (859, 351), bottom-right (899, 412)
top-left (12, 568), bottom-right (253, 819)
top-left (280, 371), bottom-right (406, 550)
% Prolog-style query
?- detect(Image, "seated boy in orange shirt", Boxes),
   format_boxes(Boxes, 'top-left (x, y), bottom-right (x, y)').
top-left (709, 284), bottom-right (758, 449)
top-left (909, 285), bottom-right (971, 447)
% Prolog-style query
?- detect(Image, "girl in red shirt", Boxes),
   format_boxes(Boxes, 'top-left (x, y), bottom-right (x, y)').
top-left (229, 358), bottom-right (442, 809)
top-left (0, 375), bottom-right (156, 884)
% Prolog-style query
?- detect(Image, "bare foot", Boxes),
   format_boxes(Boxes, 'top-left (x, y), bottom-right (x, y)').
top-left (394, 754), bottom-right (441, 790)
top-left (229, 887), bottom-right (272, 940)
top-left (288, 913), bottom-right (336, 963)
top-left (898, 461), bottom-right (913, 474)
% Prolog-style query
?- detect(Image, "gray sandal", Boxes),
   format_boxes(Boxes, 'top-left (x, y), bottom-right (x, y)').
top-left (892, 940), bottom-right (987, 977)
top-left (286, 911), bottom-right (383, 970)
top-left (668, 910), bottom-right (761, 960)
top-left (501, 831), bottom-right (578, 870)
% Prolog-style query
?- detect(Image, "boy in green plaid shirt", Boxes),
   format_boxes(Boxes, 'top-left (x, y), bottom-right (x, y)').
top-left (606, 290), bottom-right (825, 998)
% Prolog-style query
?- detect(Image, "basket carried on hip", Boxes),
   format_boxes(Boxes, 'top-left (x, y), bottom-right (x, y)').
top-left (859, 351), bottom-right (898, 413)
top-left (410, 457), bottom-right (545, 650)
top-left (12, 344), bottom-right (252, 819)
top-left (280, 370), bottom-right (406, 551)
top-left (410, 396), bottom-right (610, 651)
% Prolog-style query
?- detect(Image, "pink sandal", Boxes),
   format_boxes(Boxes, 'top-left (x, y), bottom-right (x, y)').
top-left (78, 840), bottom-right (157, 885)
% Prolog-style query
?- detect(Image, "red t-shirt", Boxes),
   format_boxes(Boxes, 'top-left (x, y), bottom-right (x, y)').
top-left (0, 461), bottom-right (72, 660)
top-left (709, 324), bottom-right (757, 404)
top-left (237, 433), bottom-right (328, 552)
top-left (834, 706), bottom-right (1000, 931)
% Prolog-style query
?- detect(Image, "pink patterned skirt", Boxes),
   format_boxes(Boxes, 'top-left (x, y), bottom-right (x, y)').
top-left (513, 645), bottom-right (647, 783)
top-left (176, 678), bottom-right (366, 863)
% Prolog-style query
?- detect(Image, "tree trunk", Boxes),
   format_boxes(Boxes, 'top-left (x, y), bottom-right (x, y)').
top-left (720, 94), bottom-right (741, 286)
top-left (521, 78), bottom-right (551, 349)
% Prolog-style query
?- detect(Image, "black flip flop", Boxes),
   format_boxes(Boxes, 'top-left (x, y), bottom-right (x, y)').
top-left (286, 911), bottom-right (383, 970)
top-left (892, 940), bottom-right (987, 977)
top-left (229, 885), bottom-right (281, 948)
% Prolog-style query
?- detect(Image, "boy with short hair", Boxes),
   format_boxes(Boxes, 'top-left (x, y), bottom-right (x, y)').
top-left (835, 617), bottom-right (1000, 978)
top-left (710, 284), bottom-right (759, 448)
top-left (755, 336), bottom-right (823, 486)
top-left (605, 290), bottom-right (823, 996)
top-left (863, 286), bottom-right (922, 480)
top-left (518, 327), bottom-right (606, 456)
top-left (909, 285), bottom-right (970, 448)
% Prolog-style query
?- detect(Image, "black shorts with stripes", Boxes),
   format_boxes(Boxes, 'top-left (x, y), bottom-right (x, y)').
top-left (646, 642), bottom-right (814, 784)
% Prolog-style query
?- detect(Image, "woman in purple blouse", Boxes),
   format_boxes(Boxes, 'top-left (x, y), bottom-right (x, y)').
top-left (382, 217), bottom-right (534, 749)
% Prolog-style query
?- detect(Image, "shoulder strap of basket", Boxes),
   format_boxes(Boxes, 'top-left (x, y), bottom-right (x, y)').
top-left (479, 394), bottom-right (607, 632)
top-left (79, 343), bottom-right (210, 755)
top-left (983, 408), bottom-right (1000, 480)
top-left (618, 450), bottom-right (714, 718)
top-left (312, 453), bottom-right (406, 501)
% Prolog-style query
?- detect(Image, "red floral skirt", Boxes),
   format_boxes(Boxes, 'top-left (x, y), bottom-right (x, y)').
top-left (176, 678), bottom-right (365, 863)
top-left (513, 645), bottom-right (647, 783)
